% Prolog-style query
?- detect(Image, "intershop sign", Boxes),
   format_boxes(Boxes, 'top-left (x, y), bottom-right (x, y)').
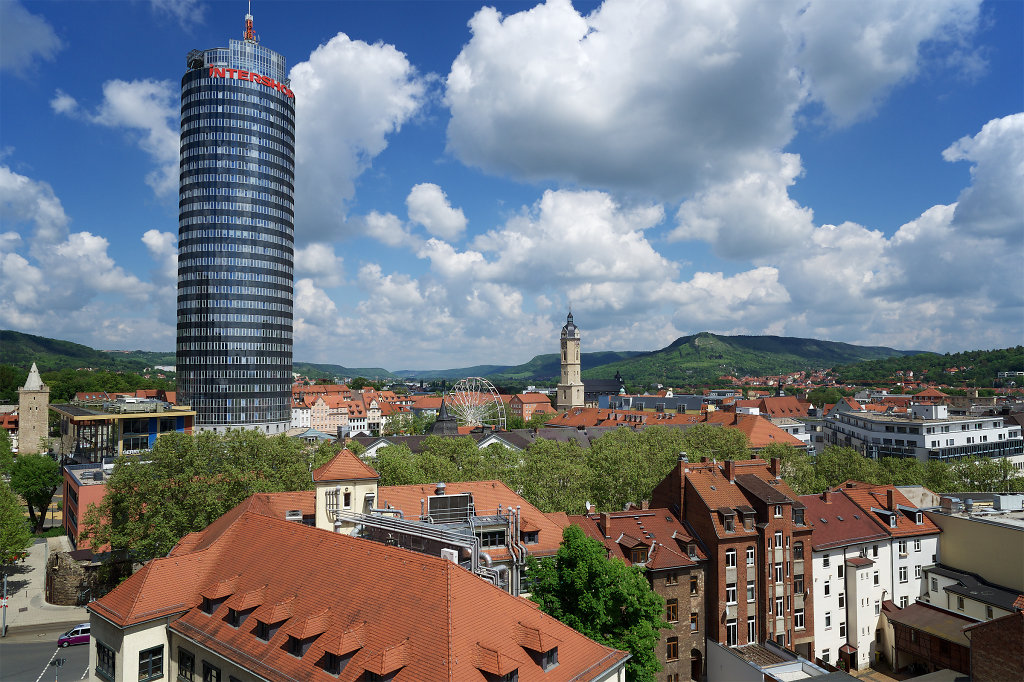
top-left (208, 67), bottom-right (294, 99)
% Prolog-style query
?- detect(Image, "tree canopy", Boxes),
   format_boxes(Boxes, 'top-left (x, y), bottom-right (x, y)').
top-left (0, 479), bottom-right (33, 567)
top-left (527, 525), bottom-right (668, 682)
top-left (80, 431), bottom-right (339, 562)
top-left (9, 454), bottom-right (61, 532)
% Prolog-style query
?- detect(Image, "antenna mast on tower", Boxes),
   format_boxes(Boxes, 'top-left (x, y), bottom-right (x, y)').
top-left (244, 1), bottom-right (258, 43)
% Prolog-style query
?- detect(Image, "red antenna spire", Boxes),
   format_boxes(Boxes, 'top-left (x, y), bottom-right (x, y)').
top-left (244, 1), bottom-right (257, 43)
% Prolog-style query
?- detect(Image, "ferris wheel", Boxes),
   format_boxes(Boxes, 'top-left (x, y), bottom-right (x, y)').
top-left (445, 377), bottom-right (507, 431)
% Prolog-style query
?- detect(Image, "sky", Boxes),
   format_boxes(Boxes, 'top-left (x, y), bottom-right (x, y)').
top-left (0, 0), bottom-right (1021, 371)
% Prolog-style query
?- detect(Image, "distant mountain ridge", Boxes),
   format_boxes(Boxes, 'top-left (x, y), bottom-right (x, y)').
top-left (0, 328), bottom-right (934, 387)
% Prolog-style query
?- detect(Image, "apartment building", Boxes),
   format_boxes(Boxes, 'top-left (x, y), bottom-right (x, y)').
top-left (572, 510), bottom-right (708, 681)
top-left (823, 402), bottom-right (1023, 467)
top-left (651, 458), bottom-right (814, 659)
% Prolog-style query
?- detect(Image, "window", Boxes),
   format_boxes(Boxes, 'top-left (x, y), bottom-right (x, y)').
top-left (914, 566), bottom-right (921, 579)
top-left (957, 596), bottom-right (965, 610)
top-left (838, 593), bottom-right (845, 608)
top-left (539, 647), bottom-right (558, 671)
top-left (874, 600), bottom-right (880, 615)
top-left (931, 577), bottom-right (938, 592)
top-left (631, 547), bottom-right (647, 563)
top-left (872, 544), bottom-right (878, 558)
top-left (726, 619), bottom-right (737, 646)
top-left (725, 549), bottom-right (736, 567)
top-left (320, 652), bottom-right (353, 676)
top-left (822, 651), bottom-right (830, 664)
top-left (775, 505), bottom-right (783, 517)
top-left (343, 491), bottom-right (351, 508)
top-left (746, 580), bottom-right (755, 602)
top-left (794, 574), bottom-right (804, 593)
top-left (96, 641), bottom-right (116, 682)
top-left (747, 616), bottom-right (756, 642)
top-left (824, 612), bottom-right (831, 628)
top-left (794, 508), bottom-right (805, 525)
top-left (775, 563), bottom-right (783, 583)
top-left (666, 573), bottom-right (679, 586)
top-left (687, 543), bottom-right (697, 559)
top-left (873, 571), bottom-right (880, 586)
top-left (838, 564), bottom-right (844, 579)
top-left (724, 517), bottom-right (735, 532)
top-left (746, 546), bottom-right (755, 565)
top-left (666, 637), bottom-right (679, 661)
top-left (793, 542), bottom-right (803, 559)
top-left (202, 662), bottom-right (221, 682)
top-left (775, 531), bottom-right (783, 546)
top-left (689, 575), bottom-right (698, 594)
top-left (794, 609), bottom-right (805, 629)
top-left (823, 554), bottom-right (830, 568)
top-left (899, 596), bottom-right (908, 608)
top-left (227, 607), bottom-right (250, 628)
top-left (899, 566), bottom-right (908, 583)
top-left (839, 622), bottom-right (847, 638)
top-left (139, 646), bottom-right (163, 682)
top-left (177, 649), bottom-right (195, 682)
top-left (986, 605), bottom-right (993, 619)
top-left (915, 539), bottom-right (921, 551)
top-left (898, 540), bottom-right (907, 555)
top-left (690, 612), bottom-right (699, 631)
top-left (666, 598), bottom-right (678, 623)
top-left (776, 597), bottom-right (783, 615)
top-left (726, 583), bottom-right (737, 604)
top-left (824, 581), bottom-right (830, 596)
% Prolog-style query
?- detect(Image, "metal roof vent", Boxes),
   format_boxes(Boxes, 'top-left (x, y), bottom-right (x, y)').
top-left (285, 510), bottom-right (303, 522)
top-left (435, 482), bottom-right (446, 496)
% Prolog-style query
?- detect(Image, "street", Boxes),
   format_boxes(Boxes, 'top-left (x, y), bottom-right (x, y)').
top-left (0, 624), bottom-right (89, 682)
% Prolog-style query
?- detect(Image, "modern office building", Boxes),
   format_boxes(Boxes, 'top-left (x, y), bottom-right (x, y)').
top-left (176, 10), bottom-right (295, 433)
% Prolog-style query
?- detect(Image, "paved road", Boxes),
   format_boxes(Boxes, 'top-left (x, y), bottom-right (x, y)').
top-left (0, 623), bottom-right (89, 682)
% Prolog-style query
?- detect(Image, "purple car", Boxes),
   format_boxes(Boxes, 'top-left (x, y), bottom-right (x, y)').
top-left (58, 623), bottom-right (90, 647)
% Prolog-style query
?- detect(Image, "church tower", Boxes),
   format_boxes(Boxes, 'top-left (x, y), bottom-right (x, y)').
top-left (17, 363), bottom-right (50, 454)
top-left (556, 312), bottom-right (584, 411)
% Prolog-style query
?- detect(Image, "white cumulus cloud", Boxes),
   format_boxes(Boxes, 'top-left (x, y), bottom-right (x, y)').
top-left (406, 183), bottom-right (467, 240)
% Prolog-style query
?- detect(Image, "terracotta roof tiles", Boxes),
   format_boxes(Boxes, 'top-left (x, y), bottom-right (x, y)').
top-left (313, 449), bottom-right (380, 483)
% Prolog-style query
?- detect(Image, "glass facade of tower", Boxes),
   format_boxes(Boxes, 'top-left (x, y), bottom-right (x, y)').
top-left (176, 36), bottom-right (295, 433)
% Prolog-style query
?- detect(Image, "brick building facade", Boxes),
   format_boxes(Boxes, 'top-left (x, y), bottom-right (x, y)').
top-left (652, 457), bottom-right (814, 659)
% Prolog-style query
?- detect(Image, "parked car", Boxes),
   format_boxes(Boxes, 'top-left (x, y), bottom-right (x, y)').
top-left (58, 623), bottom-right (90, 647)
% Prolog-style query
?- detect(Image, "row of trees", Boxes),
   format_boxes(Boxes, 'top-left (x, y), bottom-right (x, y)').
top-left (80, 431), bottom-right (339, 562)
top-left (0, 364), bottom-right (174, 403)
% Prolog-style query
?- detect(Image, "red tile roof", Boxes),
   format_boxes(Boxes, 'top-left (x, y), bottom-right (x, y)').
top-left (91, 508), bottom-right (628, 681)
top-left (701, 412), bottom-right (804, 448)
top-left (799, 491), bottom-right (889, 551)
top-left (571, 510), bottom-right (707, 570)
top-left (313, 449), bottom-right (380, 483)
top-left (832, 483), bottom-right (941, 538)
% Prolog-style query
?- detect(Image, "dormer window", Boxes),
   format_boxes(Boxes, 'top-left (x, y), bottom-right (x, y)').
top-left (320, 651), bottom-right (354, 676)
top-left (226, 607), bottom-right (253, 628)
top-left (521, 531), bottom-right (539, 545)
top-left (793, 509), bottom-right (805, 526)
top-left (889, 515), bottom-right (897, 528)
top-left (630, 547), bottom-right (647, 564)
top-left (915, 512), bottom-right (922, 524)
top-left (288, 635), bottom-right (318, 658)
top-left (200, 595), bottom-right (227, 615)
top-left (255, 619), bottom-right (285, 641)
top-left (687, 544), bottom-right (697, 560)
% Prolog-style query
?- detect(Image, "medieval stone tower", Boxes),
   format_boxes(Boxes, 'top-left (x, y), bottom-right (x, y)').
top-left (556, 312), bottom-right (584, 412)
top-left (17, 363), bottom-right (49, 454)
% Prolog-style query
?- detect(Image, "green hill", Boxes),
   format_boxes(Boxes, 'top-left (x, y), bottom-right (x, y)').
top-left (0, 330), bottom-right (164, 373)
top-left (293, 362), bottom-right (397, 381)
top-left (834, 346), bottom-right (1024, 386)
top-left (585, 332), bottom-right (924, 387)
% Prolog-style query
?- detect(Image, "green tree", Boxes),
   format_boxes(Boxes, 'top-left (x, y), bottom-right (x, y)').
top-left (0, 429), bottom-right (14, 476)
top-left (679, 423), bottom-right (750, 461)
top-left (527, 525), bottom-right (668, 682)
top-left (814, 446), bottom-right (880, 490)
top-left (514, 440), bottom-right (591, 513)
top-left (9, 454), bottom-right (61, 533)
top-left (588, 428), bottom-right (685, 512)
top-left (806, 387), bottom-right (846, 406)
top-left (877, 457), bottom-right (925, 487)
top-left (760, 443), bottom-right (819, 495)
top-left (525, 411), bottom-right (556, 429)
top-left (0, 479), bottom-right (33, 567)
top-left (80, 431), bottom-right (321, 562)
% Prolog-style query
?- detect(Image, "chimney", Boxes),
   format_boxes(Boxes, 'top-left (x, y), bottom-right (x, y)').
top-left (600, 513), bottom-right (611, 538)
top-left (769, 457), bottom-right (781, 479)
top-left (724, 459), bottom-right (736, 482)
top-left (886, 488), bottom-right (895, 511)
top-left (822, 490), bottom-right (832, 504)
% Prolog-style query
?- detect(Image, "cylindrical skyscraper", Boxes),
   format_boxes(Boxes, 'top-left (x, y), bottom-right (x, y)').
top-left (176, 10), bottom-right (295, 434)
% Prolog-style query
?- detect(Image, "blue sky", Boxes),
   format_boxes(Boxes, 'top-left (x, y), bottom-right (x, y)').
top-left (1, 0), bottom-right (1021, 370)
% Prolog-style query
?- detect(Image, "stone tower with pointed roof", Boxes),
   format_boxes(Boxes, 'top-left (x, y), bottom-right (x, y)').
top-left (556, 312), bottom-right (584, 412)
top-left (17, 363), bottom-right (49, 454)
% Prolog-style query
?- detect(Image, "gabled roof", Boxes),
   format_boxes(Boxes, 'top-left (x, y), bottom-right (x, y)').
top-left (799, 491), bottom-right (889, 551)
top-left (513, 393), bottom-right (554, 404)
top-left (313, 449), bottom-right (380, 483)
top-left (835, 484), bottom-right (940, 538)
top-left (701, 412), bottom-right (804, 448)
top-left (93, 509), bottom-right (629, 680)
top-left (571, 510), bottom-right (707, 570)
top-left (757, 396), bottom-right (811, 418)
